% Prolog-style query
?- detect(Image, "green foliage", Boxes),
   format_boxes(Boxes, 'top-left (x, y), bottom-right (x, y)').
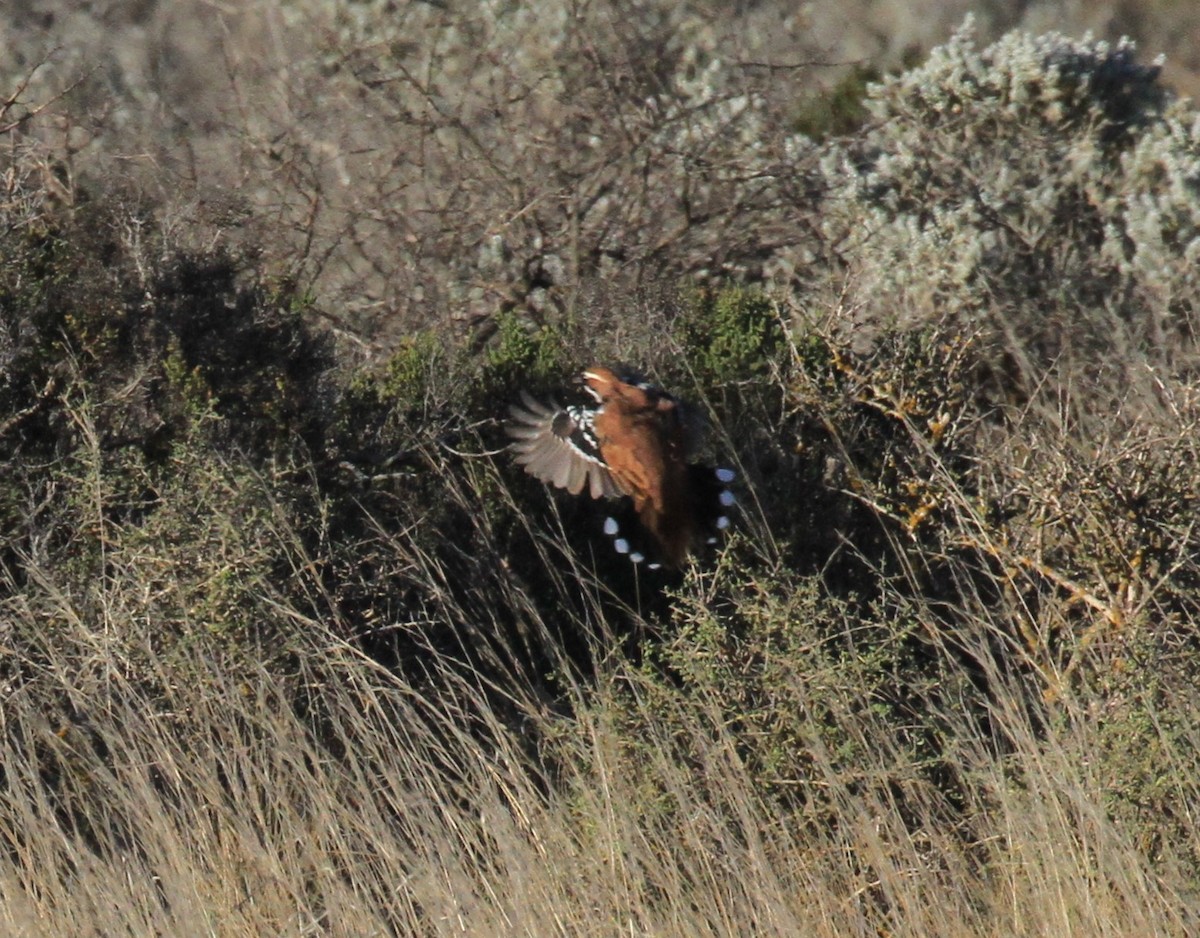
top-left (377, 331), bottom-right (443, 410)
top-left (481, 310), bottom-right (568, 396)
top-left (0, 202), bottom-right (334, 474)
top-left (150, 252), bottom-right (335, 455)
top-left (792, 64), bottom-right (879, 140)
top-left (659, 565), bottom-right (955, 803)
top-left (119, 439), bottom-right (301, 649)
top-left (0, 214), bottom-right (134, 454)
top-left (341, 330), bottom-right (445, 434)
top-left (680, 287), bottom-right (783, 386)
top-left (546, 552), bottom-right (988, 899)
top-left (792, 325), bottom-right (976, 534)
top-left (1086, 638), bottom-right (1200, 869)
top-left (0, 191), bottom-right (339, 670)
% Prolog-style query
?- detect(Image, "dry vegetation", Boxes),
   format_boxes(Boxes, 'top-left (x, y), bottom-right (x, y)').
top-left (2, 4), bottom-right (1200, 936)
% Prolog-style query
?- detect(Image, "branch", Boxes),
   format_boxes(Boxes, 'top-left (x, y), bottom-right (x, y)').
top-left (0, 53), bottom-right (91, 135)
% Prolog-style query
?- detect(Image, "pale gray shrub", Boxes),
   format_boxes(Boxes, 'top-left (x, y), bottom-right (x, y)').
top-left (820, 19), bottom-right (1200, 373)
top-left (1110, 108), bottom-right (1200, 342)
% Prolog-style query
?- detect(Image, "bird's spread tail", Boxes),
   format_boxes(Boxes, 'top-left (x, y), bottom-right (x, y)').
top-left (600, 464), bottom-right (736, 570)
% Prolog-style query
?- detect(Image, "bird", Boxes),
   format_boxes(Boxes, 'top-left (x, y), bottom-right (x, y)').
top-left (506, 365), bottom-right (736, 568)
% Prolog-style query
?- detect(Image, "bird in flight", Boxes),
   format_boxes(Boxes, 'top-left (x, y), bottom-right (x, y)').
top-left (506, 365), bottom-right (736, 568)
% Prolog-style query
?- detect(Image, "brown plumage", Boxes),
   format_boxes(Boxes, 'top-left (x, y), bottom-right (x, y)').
top-left (506, 364), bottom-right (735, 569)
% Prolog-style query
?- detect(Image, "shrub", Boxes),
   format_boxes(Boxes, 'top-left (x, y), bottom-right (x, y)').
top-left (791, 63), bottom-right (880, 140)
top-left (819, 20), bottom-right (1200, 396)
top-left (480, 310), bottom-right (569, 399)
top-left (680, 287), bottom-right (784, 386)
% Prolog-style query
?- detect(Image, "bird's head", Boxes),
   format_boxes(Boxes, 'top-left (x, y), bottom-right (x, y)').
top-left (579, 365), bottom-right (621, 403)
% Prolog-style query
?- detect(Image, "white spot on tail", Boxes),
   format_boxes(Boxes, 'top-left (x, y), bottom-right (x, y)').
top-left (603, 517), bottom-right (619, 536)
top-left (614, 538), bottom-right (630, 554)
top-left (715, 467), bottom-right (735, 483)
top-left (719, 490), bottom-right (736, 507)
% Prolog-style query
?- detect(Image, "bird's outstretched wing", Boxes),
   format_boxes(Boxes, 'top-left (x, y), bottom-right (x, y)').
top-left (506, 391), bottom-right (623, 499)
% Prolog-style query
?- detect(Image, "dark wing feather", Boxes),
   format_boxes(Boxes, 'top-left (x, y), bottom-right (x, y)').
top-left (506, 392), bottom-right (623, 499)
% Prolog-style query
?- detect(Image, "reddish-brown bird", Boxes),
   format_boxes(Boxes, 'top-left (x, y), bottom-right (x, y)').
top-left (506, 365), bottom-right (735, 568)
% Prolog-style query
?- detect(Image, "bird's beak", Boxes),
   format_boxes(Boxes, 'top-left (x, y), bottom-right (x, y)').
top-left (579, 368), bottom-right (607, 403)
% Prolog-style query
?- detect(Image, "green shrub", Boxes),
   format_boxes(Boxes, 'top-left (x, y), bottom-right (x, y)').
top-left (680, 287), bottom-right (784, 386)
top-left (792, 63), bottom-right (880, 140)
top-left (480, 310), bottom-right (569, 398)
top-left (552, 553), bottom-right (983, 883)
top-left (149, 252), bottom-right (334, 456)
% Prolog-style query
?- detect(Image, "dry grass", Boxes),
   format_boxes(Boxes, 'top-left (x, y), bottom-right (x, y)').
top-left (1, 423), bottom-right (1197, 937)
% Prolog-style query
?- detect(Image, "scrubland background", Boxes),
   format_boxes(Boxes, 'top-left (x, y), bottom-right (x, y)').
top-left (2, 1), bottom-right (1200, 935)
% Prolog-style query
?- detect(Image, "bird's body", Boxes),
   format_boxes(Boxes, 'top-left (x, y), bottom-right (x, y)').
top-left (506, 365), bottom-right (735, 568)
